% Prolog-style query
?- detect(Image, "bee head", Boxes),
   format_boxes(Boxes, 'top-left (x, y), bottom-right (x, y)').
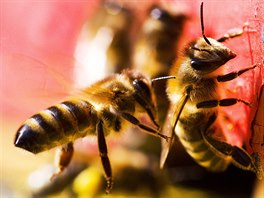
top-left (187, 2), bottom-right (236, 74)
top-left (187, 38), bottom-right (236, 74)
top-left (123, 69), bottom-right (158, 126)
top-left (127, 70), bottom-right (155, 106)
top-left (123, 70), bottom-right (152, 98)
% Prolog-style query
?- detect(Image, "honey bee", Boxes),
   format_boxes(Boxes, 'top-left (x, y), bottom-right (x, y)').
top-left (14, 69), bottom-right (168, 193)
top-left (160, 2), bottom-right (261, 178)
top-left (133, 5), bottom-right (187, 123)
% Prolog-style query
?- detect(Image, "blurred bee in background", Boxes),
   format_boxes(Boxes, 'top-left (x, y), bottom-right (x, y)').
top-left (14, 69), bottom-right (168, 193)
top-left (133, 5), bottom-right (187, 78)
top-left (133, 5), bottom-right (187, 124)
top-left (160, 2), bottom-right (262, 179)
top-left (74, 1), bottom-right (133, 87)
top-left (88, 1), bottom-right (133, 74)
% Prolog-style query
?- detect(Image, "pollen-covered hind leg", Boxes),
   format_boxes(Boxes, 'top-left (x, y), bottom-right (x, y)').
top-left (201, 119), bottom-right (258, 175)
top-left (96, 120), bottom-right (113, 194)
top-left (52, 142), bottom-right (74, 179)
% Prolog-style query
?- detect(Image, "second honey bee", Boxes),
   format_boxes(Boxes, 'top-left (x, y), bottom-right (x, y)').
top-left (14, 69), bottom-right (168, 193)
top-left (161, 3), bottom-right (262, 178)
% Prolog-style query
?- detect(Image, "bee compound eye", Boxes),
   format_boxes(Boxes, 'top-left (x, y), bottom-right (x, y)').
top-left (133, 79), bottom-right (151, 99)
top-left (191, 60), bottom-right (205, 71)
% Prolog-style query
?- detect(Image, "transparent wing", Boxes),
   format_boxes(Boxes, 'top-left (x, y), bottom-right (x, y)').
top-left (160, 92), bottom-right (190, 168)
top-left (2, 53), bottom-right (84, 118)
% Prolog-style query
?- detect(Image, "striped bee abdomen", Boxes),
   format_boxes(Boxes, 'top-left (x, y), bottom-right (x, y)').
top-left (179, 135), bottom-right (229, 172)
top-left (14, 99), bottom-right (97, 154)
top-left (177, 113), bottom-right (229, 172)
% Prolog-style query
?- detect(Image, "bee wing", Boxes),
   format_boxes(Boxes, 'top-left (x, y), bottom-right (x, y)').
top-left (77, 88), bottom-right (114, 105)
top-left (3, 53), bottom-right (94, 118)
top-left (74, 75), bottom-right (118, 105)
top-left (6, 53), bottom-right (119, 111)
top-left (160, 92), bottom-right (189, 168)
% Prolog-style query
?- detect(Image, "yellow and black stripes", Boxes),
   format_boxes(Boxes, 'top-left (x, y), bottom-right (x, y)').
top-left (14, 99), bottom-right (97, 154)
top-left (179, 137), bottom-right (229, 172)
top-left (176, 114), bottom-right (229, 172)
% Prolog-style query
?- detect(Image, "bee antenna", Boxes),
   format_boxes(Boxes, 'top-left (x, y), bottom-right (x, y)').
top-left (200, 2), bottom-right (211, 45)
top-left (151, 76), bottom-right (176, 85)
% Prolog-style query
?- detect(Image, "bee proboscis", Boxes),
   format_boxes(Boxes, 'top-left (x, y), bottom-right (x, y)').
top-left (160, 2), bottom-right (261, 179)
top-left (14, 69), bottom-right (168, 193)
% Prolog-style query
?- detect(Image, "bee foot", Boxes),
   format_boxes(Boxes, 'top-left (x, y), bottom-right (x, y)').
top-left (160, 134), bottom-right (170, 142)
top-left (105, 177), bottom-right (113, 194)
top-left (50, 168), bottom-right (63, 181)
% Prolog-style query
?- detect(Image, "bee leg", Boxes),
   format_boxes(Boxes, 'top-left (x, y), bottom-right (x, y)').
top-left (217, 29), bottom-right (243, 42)
top-left (133, 95), bottom-right (160, 128)
top-left (217, 64), bottom-right (258, 82)
top-left (196, 98), bottom-right (251, 109)
top-left (120, 112), bottom-right (169, 141)
top-left (201, 118), bottom-right (258, 175)
top-left (146, 107), bottom-right (160, 129)
top-left (96, 120), bottom-right (113, 194)
top-left (52, 142), bottom-right (74, 179)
